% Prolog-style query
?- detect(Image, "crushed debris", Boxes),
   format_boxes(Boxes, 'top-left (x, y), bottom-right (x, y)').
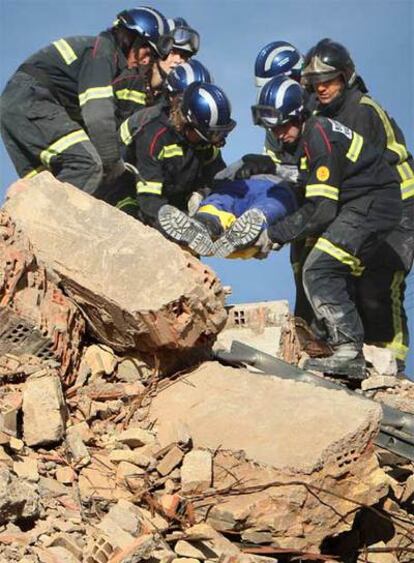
top-left (0, 173), bottom-right (413, 562)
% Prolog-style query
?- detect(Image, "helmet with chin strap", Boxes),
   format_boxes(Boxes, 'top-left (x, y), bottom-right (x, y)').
top-left (181, 82), bottom-right (236, 145)
top-left (254, 41), bottom-right (303, 87)
top-left (252, 75), bottom-right (304, 129)
top-left (302, 38), bottom-right (356, 88)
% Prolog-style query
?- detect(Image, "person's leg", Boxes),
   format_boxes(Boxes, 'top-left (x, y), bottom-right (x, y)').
top-left (1, 72), bottom-right (103, 194)
top-left (356, 200), bottom-right (414, 370)
top-left (157, 205), bottom-right (215, 255)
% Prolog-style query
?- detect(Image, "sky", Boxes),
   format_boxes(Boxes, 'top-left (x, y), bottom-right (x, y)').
top-left (0, 0), bottom-right (413, 375)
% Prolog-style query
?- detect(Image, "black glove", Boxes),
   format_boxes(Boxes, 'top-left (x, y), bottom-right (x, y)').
top-left (235, 154), bottom-right (276, 180)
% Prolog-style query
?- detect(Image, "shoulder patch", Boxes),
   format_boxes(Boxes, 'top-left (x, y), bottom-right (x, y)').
top-left (316, 165), bottom-right (330, 182)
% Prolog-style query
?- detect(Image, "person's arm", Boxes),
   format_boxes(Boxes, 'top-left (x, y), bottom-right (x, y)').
top-left (132, 126), bottom-right (170, 227)
top-left (78, 34), bottom-right (122, 169)
top-left (268, 121), bottom-right (343, 244)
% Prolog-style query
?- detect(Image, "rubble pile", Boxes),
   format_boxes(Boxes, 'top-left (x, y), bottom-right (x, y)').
top-left (0, 209), bottom-right (85, 383)
top-left (0, 174), bottom-right (413, 562)
top-left (4, 173), bottom-right (227, 359)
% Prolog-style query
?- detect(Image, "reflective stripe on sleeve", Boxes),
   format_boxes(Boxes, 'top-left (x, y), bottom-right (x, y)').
top-left (315, 237), bottom-right (364, 276)
top-left (397, 162), bottom-right (414, 200)
top-left (120, 119), bottom-right (133, 146)
top-left (116, 197), bottom-right (139, 210)
top-left (79, 86), bottom-right (114, 106)
top-left (305, 184), bottom-right (339, 200)
top-left (115, 89), bottom-right (146, 105)
top-left (346, 132), bottom-right (364, 162)
top-left (158, 144), bottom-right (183, 159)
top-left (198, 204), bottom-right (236, 230)
top-left (265, 148), bottom-right (281, 164)
top-left (136, 180), bottom-right (163, 195)
top-left (53, 39), bottom-right (78, 65)
top-left (40, 130), bottom-right (90, 166)
top-left (360, 96), bottom-right (408, 163)
top-left (23, 166), bottom-right (47, 179)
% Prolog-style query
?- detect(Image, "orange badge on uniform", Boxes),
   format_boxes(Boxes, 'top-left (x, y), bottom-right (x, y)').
top-left (316, 166), bottom-right (330, 181)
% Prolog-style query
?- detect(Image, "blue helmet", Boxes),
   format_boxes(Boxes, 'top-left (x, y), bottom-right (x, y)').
top-left (254, 41), bottom-right (303, 87)
top-left (115, 7), bottom-right (170, 57)
top-left (252, 75), bottom-right (304, 128)
top-left (181, 82), bottom-right (236, 145)
top-left (167, 17), bottom-right (190, 29)
top-left (166, 17), bottom-right (200, 55)
top-left (166, 59), bottom-right (213, 94)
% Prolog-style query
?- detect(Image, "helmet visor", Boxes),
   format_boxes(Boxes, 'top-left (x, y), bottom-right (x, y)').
top-left (171, 27), bottom-right (200, 54)
top-left (251, 105), bottom-right (286, 128)
top-left (301, 70), bottom-right (342, 87)
top-left (195, 119), bottom-right (236, 144)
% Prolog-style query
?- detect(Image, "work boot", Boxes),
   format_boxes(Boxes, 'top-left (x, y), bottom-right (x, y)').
top-left (158, 205), bottom-right (214, 256)
top-left (212, 208), bottom-right (266, 258)
top-left (304, 343), bottom-right (366, 380)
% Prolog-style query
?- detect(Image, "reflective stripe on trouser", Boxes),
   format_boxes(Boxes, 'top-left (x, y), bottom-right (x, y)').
top-left (302, 241), bottom-right (366, 346)
top-left (302, 197), bottom-right (401, 348)
top-left (355, 198), bottom-right (413, 360)
top-left (357, 269), bottom-right (409, 361)
top-left (0, 71), bottom-right (103, 193)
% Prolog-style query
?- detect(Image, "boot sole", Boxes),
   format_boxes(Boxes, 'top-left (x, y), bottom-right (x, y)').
top-left (213, 208), bottom-right (265, 258)
top-left (158, 205), bottom-right (214, 256)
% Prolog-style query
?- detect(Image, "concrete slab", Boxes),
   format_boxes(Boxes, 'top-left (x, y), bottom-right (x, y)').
top-left (149, 362), bottom-right (382, 473)
top-left (4, 173), bottom-right (226, 353)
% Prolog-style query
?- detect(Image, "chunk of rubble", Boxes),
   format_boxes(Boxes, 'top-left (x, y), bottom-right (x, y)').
top-left (148, 362), bottom-right (388, 552)
top-left (0, 467), bottom-right (40, 525)
top-left (0, 210), bottom-right (85, 384)
top-left (181, 450), bottom-right (212, 493)
top-left (82, 344), bottom-right (117, 378)
top-left (5, 172), bottom-right (227, 355)
top-left (22, 367), bottom-right (67, 446)
top-left (363, 344), bottom-right (397, 376)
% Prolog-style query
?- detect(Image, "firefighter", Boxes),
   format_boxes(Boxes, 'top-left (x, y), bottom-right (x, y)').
top-left (0, 7), bottom-right (171, 196)
top-left (151, 18), bottom-right (200, 95)
top-left (115, 59), bottom-right (213, 215)
top-left (116, 81), bottom-right (235, 255)
top-left (302, 38), bottom-right (414, 372)
top-left (231, 41), bottom-right (313, 320)
top-left (251, 75), bottom-right (402, 378)
top-left (115, 18), bottom-right (201, 151)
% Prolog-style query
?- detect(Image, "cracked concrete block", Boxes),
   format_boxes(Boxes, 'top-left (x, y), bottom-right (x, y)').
top-left (66, 426), bottom-right (91, 468)
top-left (5, 173), bottom-right (226, 354)
top-left (83, 344), bottom-right (117, 377)
top-left (148, 362), bottom-right (387, 551)
top-left (0, 467), bottom-right (40, 525)
top-left (363, 344), bottom-right (397, 376)
top-left (361, 375), bottom-right (399, 391)
top-left (117, 427), bottom-right (156, 448)
top-left (181, 450), bottom-right (212, 494)
top-left (22, 369), bottom-right (67, 447)
top-left (109, 449), bottom-right (153, 468)
top-left (100, 500), bottom-right (143, 536)
top-left (157, 445), bottom-right (184, 477)
top-left (13, 458), bottom-right (39, 482)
